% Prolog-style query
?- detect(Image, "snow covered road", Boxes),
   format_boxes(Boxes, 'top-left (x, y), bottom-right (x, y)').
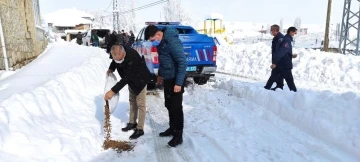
top-left (98, 74), bottom-right (360, 162)
top-left (0, 42), bottom-right (359, 162)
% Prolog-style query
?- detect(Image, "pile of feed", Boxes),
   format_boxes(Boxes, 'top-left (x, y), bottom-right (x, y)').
top-left (102, 100), bottom-right (134, 153)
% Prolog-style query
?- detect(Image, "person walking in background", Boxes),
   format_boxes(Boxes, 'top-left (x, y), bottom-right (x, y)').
top-left (267, 24), bottom-right (285, 90)
top-left (145, 24), bottom-right (187, 147)
top-left (264, 26), bottom-right (297, 92)
top-left (105, 45), bottom-right (151, 140)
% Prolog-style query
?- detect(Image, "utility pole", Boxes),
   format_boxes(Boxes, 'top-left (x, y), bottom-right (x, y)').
top-left (113, 0), bottom-right (120, 32)
top-left (324, 0), bottom-right (332, 52)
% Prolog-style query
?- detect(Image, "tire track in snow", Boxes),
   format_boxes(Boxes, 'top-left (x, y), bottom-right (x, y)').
top-left (186, 126), bottom-right (234, 162)
top-left (147, 95), bottom-right (197, 162)
top-left (147, 105), bottom-right (177, 162)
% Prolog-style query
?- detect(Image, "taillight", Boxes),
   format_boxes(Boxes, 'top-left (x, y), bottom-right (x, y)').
top-left (212, 46), bottom-right (217, 62)
top-left (151, 46), bottom-right (159, 64)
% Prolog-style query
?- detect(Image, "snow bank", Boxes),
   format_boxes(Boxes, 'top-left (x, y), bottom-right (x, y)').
top-left (0, 42), bottom-right (111, 161)
top-left (217, 43), bottom-right (360, 93)
top-left (214, 79), bottom-right (360, 157)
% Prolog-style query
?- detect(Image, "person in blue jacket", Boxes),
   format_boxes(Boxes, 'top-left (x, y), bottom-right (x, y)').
top-left (264, 26), bottom-right (297, 92)
top-left (269, 24), bottom-right (285, 90)
top-left (144, 25), bottom-right (187, 147)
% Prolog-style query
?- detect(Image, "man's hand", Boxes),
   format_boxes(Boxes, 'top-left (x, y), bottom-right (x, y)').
top-left (174, 85), bottom-right (181, 93)
top-left (270, 64), bottom-right (276, 69)
top-left (106, 69), bottom-right (113, 76)
top-left (292, 54), bottom-right (298, 58)
top-left (104, 90), bottom-right (115, 100)
top-left (156, 76), bottom-right (163, 85)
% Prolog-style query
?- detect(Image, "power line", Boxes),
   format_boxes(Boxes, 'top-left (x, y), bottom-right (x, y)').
top-left (120, 0), bottom-right (167, 14)
top-left (104, 0), bottom-right (168, 17)
top-left (105, 0), bottom-right (113, 11)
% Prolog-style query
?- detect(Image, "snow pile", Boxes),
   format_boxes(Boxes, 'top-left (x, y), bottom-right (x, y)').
top-left (0, 42), bottom-right (111, 161)
top-left (214, 78), bottom-right (360, 158)
top-left (217, 43), bottom-right (360, 93)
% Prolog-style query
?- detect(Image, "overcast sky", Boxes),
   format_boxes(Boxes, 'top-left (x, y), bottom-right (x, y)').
top-left (39, 0), bottom-right (344, 25)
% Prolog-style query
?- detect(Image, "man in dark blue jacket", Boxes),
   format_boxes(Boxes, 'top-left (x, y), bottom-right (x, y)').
top-left (145, 25), bottom-right (187, 147)
top-left (269, 25), bottom-right (285, 90)
top-left (264, 27), bottom-right (297, 92)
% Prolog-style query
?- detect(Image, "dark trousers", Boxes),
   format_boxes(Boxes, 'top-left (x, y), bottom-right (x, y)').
top-left (275, 76), bottom-right (284, 88)
top-left (163, 78), bottom-right (185, 130)
top-left (265, 68), bottom-right (297, 92)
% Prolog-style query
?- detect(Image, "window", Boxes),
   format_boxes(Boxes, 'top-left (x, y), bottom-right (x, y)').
top-left (32, 0), bottom-right (41, 26)
top-left (136, 29), bottom-right (144, 42)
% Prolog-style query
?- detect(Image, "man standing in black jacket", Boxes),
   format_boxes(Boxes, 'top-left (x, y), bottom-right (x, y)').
top-left (104, 45), bottom-right (151, 139)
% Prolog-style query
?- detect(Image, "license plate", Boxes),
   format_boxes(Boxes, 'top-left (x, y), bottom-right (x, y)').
top-left (186, 66), bottom-right (196, 71)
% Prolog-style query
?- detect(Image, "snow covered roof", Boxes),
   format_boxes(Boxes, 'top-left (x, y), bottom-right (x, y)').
top-left (43, 8), bottom-right (94, 27)
top-left (205, 13), bottom-right (224, 20)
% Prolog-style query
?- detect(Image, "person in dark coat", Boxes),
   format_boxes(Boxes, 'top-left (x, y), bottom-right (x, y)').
top-left (269, 25), bottom-right (285, 90)
top-left (108, 31), bottom-right (118, 59)
top-left (76, 32), bottom-right (83, 45)
top-left (104, 45), bottom-right (151, 140)
top-left (129, 30), bottom-right (135, 46)
top-left (264, 26), bottom-right (297, 92)
top-left (105, 31), bottom-right (110, 53)
top-left (116, 31), bottom-right (124, 45)
top-left (145, 25), bottom-right (187, 147)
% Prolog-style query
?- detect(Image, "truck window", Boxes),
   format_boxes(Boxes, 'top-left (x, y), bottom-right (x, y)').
top-left (175, 28), bottom-right (198, 34)
top-left (157, 26), bottom-right (198, 34)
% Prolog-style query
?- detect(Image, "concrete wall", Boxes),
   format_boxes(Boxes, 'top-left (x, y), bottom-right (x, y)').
top-left (0, 0), bottom-right (47, 70)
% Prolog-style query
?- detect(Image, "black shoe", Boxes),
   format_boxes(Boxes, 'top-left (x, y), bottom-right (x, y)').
top-left (159, 128), bottom-right (174, 137)
top-left (122, 123), bottom-right (137, 132)
top-left (129, 129), bottom-right (144, 139)
top-left (168, 130), bottom-right (183, 147)
top-left (271, 86), bottom-right (283, 91)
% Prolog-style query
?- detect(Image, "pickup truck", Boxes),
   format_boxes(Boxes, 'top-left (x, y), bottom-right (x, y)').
top-left (82, 29), bottom-right (110, 48)
top-left (132, 22), bottom-right (217, 90)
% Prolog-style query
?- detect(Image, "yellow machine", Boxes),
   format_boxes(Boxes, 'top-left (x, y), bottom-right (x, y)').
top-left (197, 14), bottom-right (233, 44)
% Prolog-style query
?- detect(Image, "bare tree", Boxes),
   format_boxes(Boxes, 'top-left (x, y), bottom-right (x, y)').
top-left (163, 0), bottom-right (192, 25)
top-left (117, 0), bottom-right (137, 32)
top-left (87, 10), bottom-right (112, 29)
top-left (294, 17), bottom-right (301, 31)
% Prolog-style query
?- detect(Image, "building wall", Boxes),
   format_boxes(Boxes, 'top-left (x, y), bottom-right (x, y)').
top-left (75, 24), bottom-right (90, 30)
top-left (0, 0), bottom-right (47, 70)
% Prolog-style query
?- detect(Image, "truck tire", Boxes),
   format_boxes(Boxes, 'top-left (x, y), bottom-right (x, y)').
top-left (193, 76), bottom-right (209, 85)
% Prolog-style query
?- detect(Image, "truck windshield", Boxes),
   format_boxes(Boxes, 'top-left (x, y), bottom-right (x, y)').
top-left (175, 28), bottom-right (198, 34)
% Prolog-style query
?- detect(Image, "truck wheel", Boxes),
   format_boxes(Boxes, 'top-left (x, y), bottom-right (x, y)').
top-left (193, 76), bottom-right (209, 85)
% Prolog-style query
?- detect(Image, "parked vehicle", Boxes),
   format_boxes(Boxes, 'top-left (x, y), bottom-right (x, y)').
top-left (82, 29), bottom-right (110, 48)
top-left (133, 22), bottom-right (217, 90)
